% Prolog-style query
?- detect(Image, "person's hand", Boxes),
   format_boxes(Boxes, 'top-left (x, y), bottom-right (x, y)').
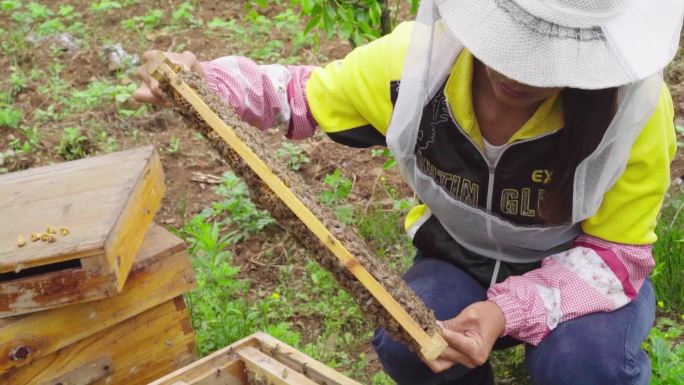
top-left (425, 301), bottom-right (506, 373)
top-left (134, 50), bottom-right (205, 107)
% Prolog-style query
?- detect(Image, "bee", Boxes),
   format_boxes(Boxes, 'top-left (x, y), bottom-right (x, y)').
top-left (60, 226), bottom-right (70, 236)
top-left (30, 233), bottom-right (41, 242)
top-left (17, 234), bottom-right (26, 248)
top-left (46, 226), bottom-right (57, 235)
top-left (46, 234), bottom-right (57, 243)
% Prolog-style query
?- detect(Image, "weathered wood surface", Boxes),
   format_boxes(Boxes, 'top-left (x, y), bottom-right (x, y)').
top-left (0, 224), bottom-right (194, 374)
top-left (237, 347), bottom-right (318, 385)
top-left (35, 356), bottom-right (115, 385)
top-left (146, 53), bottom-right (446, 361)
top-left (150, 354), bottom-right (246, 385)
top-left (245, 333), bottom-right (362, 385)
top-left (0, 297), bottom-right (196, 385)
top-left (0, 266), bottom-right (116, 318)
top-left (147, 332), bottom-right (362, 385)
top-left (0, 146), bottom-right (165, 317)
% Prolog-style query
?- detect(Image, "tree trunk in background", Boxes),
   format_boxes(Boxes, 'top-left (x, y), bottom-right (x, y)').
top-left (380, 0), bottom-right (392, 36)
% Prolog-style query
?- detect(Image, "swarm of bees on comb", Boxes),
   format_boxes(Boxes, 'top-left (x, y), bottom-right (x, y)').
top-left (157, 70), bottom-right (441, 353)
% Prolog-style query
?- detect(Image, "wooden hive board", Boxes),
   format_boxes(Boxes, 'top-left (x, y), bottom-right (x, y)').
top-left (147, 332), bottom-right (362, 385)
top-left (0, 146), bottom-right (165, 317)
top-left (0, 224), bottom-right (195, 374)
top-left (0, 297), bottom-right (196, 385)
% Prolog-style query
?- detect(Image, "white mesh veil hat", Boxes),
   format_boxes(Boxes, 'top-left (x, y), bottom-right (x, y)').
top-left (437, 0), bottom-right (684, 89)
top-left (384, 0), bottom-right (682, 261)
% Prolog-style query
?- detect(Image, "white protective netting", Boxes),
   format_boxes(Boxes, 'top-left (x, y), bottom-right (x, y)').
top-left (387, 0), bottom-right (667, 262)
top-left (437, 0), bottom-right (683, 89)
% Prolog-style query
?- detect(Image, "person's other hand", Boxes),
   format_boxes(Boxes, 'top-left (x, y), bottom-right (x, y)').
top-left (134, 50), bottom-right (205, 107)
top-left (425, 301), bottom-right (506, 373)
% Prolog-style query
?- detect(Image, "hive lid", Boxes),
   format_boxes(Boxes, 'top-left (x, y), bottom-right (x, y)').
top-left (0, 146), bottom-right (165, 317)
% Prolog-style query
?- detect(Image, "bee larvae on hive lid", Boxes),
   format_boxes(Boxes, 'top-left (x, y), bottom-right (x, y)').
top-left (60, 226), bottom-right (70, 236)
top-left (46, 226), bottom-right (57, 235)
top-left (17, 234), bottom-right (26, 247)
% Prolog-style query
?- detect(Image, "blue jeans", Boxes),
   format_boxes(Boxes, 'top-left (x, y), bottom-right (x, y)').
top-left (372, 255), bottom-right (656, 385)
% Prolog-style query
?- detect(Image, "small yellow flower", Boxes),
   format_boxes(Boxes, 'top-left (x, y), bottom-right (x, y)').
top-left (680, 313), bottom-right (684, 321)
top-left (271, 292), bottom-right (280, 300)
top-left (380, 176), bottom-right (386, 182)
top-left (657, 300), bottom-right (664, 308)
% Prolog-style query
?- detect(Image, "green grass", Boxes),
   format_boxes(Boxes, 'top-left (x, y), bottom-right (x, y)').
top-left (57, 127), bottom-right (93, 160)
top-left (643, 317), bottom-right (684, 384)
top-left (276, 142), bottom-right (311, 171)
top-left (648, 186), bottom-right (684, 384)
top-left (180, 217), bottom-right (301, 354)
top-left (653, 185), bottom-right (684, 312)
top-left (0, 104), bottom-right (22, 128)
top-left (177, 169), bottom-right (409, 382)
top-left (171, 161), bottom-right (427, 383)
top-left (0, 0), bottom-right (318, 169)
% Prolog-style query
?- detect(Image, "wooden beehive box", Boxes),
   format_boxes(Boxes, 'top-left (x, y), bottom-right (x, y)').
top-left (0, 146), bottom-right (165, 317)
top-left (148, 333), bottom-right (363, 385)
top-left (1, 297), bottom-right (196, 385)
top-left (0, 224), bottom-right (196, 378)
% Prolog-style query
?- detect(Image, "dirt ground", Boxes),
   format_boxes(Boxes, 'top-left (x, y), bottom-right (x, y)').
top-left (2, 1), bottom-right (682, 220)
top-left (0, 0), bottom-right (397, 219)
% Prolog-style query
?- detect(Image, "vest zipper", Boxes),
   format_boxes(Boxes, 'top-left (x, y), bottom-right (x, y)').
top-left (446, 117), bottom-right (558, 209)
top-left (444, 100), bottom-right (560, 283)
top-left (444, 103), bottom-right (500, 212)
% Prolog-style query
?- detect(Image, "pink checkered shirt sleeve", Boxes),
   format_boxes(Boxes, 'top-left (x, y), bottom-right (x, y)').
top-left (200, 57), bottom-right (318, 139)
top-left (487, 234), bottom-right (654, 345)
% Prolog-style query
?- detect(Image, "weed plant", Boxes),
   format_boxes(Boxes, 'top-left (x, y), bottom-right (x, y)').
top-left (652, 185), bottom-right (684, 312)
top-left (57, 127), bottom-right (92, 160)
top-left (0, 105), bottom-right (22, 128)
top-left (205, 7), bottom-right (309, 63)
top-left (178, 169), bottom-right (391, 381)
top-left (371, 148), bottom-right (397, 170)
top-left (181, 218), bottom-right (257, 353)
top-left (318, 168), bottom-right (354, 221)
top-left (643, 317), bottom-right (684, 384)
top-left (276, 142), bottom-right (310, 171)
top-left (371, 372), bottom-right (396, 385)
top-left (319, 168), bottom-right (354, 222)
top-left (199, 172), bottom-right (275, 241)
top-left (166, 136), bottom-right (181, 155)
top-left (67, 80), bottom-right (137, 112)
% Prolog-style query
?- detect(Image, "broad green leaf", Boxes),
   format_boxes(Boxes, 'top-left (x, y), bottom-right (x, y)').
top-left (303, 13), bottom-right (321, 34)
top-left (369, 1), bottom-right (381, 25)
top-left (409, 0), bottom-right (419, 14)
top-left (300, 0), bottom-right (315, 14)
top-left (339, 20), bottom-right (353, 40)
